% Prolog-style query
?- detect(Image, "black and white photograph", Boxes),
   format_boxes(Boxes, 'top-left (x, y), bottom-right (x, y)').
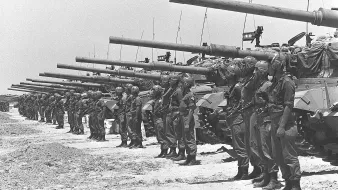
top-left (1, 0), bottom-right (338, 189)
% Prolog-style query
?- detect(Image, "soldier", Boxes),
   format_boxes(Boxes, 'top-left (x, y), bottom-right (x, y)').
top-left (86, 90), bottom-right (96, 139)
top-left (51, 95), bottom-right (58, 125)
top-left (67, 90), bottom-right (76, 133)
top-left (73, 93), bottom-right (82, 134)
top-left (124, 84), bottom-right (135, 147)
top-left (166, 75), bottom-right (184, 159)
top-left (74, 93), bottom-right (89, 135)
top-left (147, 85), bottom-right (169, 156)
top-left (45, 95), bottom-right (55, 124)
top-left (267, 54), bottom-right (301, 190)
top-left (129, 86), bottom-right (143, 148)
top-left (39, 94), bottom-right (45, 122)
top-left (33, 95), bottom-right (39, 120)
top-left (239, 57), bottom-right (263, 179)
top-left (250, 61), bottom-right (281, 189)
top-left (178, 77), bottom-right (197, 165)
top-left (115, 87), bottom-right (130, 147)
top-left (95, 91), bottom-right (107, 141)
top-left (55, 94), bottom-right (65, 129)
top-left (223, 70), bottom-right (249, 180)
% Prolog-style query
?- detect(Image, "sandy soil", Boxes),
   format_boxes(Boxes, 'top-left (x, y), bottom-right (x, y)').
top-left (0, 108), bottom-right (337, 190)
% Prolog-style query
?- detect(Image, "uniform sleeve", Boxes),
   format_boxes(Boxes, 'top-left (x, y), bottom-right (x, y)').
top-left (283, 80), bottom-right (295, 108)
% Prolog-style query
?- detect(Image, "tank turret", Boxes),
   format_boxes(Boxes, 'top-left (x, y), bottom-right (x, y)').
top-left (26, 78), bottom-right (103, 88)
top-left (169, 0), bottom-right (338, 28)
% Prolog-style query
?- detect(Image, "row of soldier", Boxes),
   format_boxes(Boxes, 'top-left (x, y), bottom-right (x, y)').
top-left (15, 54), bottom-right (301, 189)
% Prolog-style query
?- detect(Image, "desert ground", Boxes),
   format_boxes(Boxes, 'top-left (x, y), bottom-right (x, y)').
top-left (0, 107), bottom-right (337, 190)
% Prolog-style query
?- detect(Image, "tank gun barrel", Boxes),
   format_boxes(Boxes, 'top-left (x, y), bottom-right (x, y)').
top-left (75, 57), bottom-right (211, 75)
top-left (57, 64), bottom-right (162, 80)
top-left (109, 36), bottom-right (274, 60)
top-left (20, 82), bottom-right (78, 90)
top-left (26, 78), bottom-right (103, 88)
top-left (8, 88), bottom-right (48, 94)
top-left (12, 84), bottom-right (68, 92)
top-left (170, 0), bottom-right (338, 28)
top-left (40, 72), bottom-right (135, 84)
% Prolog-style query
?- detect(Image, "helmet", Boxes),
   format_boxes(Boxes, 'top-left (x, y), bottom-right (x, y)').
top-left (269, 54), bottom-right (286, 77)
top-left (49, 96), bottom-right (55, 101)
top-left (243, 56), bottom-right (257, 67)
top-left (226, 64), bottom-right (241, 76)
top-left (182, 77), bottom-right (195, 88)
top-left (95, 91), bottom-right (103, 99)
top-left (169, 75), bottom-right (181, 86)
top-left (125, 84), bottom-right (133, 94)
top-left (81, 93), bottom-right (88, 99)
top-left (65, 92), bottom-right (71, 97)
top-left (69, 90), bottom-right (75, 94)
top-left (255, 61), bottom-right (269, 73)
top-left (87, 90), bottom-right (93, 98)
top-left (151, 85), bottom-right (162, 98)
top-left (115, 87), bottom-right (124, 96)
top-left (131, 86), bottom-right (139, 96)
top-left (161, 75), bottom-right (170, 86)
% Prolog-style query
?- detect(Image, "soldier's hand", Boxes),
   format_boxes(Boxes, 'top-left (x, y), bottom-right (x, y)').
top-left (276, 127), bottom-right (285, 137)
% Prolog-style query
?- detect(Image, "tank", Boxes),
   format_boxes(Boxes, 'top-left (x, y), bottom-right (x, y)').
top-left (26, 78), bottom-right (103, 88)
top-left (20, 82), bottom-right (78, 90)
top-left (169, 0), bottom-right (338, 28)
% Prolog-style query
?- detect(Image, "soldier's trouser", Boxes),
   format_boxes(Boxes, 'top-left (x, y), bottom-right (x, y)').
top-left (249, 112), bottom-right (264, 168)
top-left (97, 118), bottom-right (105, 135)
top-left (119, 115), bottom-right (131, 142)
top-left (255, 120), bottom-right (279, 173)
top-left (73, 113), bottom-right (78, 131)
top-left (91, 114), bottom-right (98, 134)
top-left (165, 113), bottom-right (177, 148)
top-left (182, 114), bottom-right (197, 156)
top-left (68, 111), bottom-right (74, 130)
top-left (52, 110), bottom-right (57, 123)
top-left (131, 115), bottom-right (142, 142)
top-left (167, 111), bottom-right (184, 149)
top-left (88, 114), bottom-right (94, 134)
top-left (154, 117), bottom-right (169, 150)
top-left (56, 113), bottom-right (64, 127)
top-left (45, 108), bottom-right (51, 122)
top-left (271, 114), bottom-right (301, 180)
top-left (40, 107), bottom-right (45, 120)
top-left (231, 122), bottom-right (249, 167)
top-left (124, 113), bottom-right (134, 141)
top-left (243, 109), bottom-right (261, 166)
top-left (76, 114), bottom-right (84, 132)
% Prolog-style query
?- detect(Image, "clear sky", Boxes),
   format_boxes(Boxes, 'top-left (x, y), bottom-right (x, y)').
top-left (1, 0), bottom-right (337, 95)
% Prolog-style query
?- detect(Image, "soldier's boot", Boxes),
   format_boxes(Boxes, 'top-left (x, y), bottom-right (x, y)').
top-left (171, 149), bottom-right (186, 161)
top-left (262, 172), bottom-right (282, 190)
top-left (127, 140), bottom-right (135, 147)
top-left (117, 141), bottom-right (128, 148)
top-left (87, 133), bottom-right (93, 139)
top-left (165, 148), bottom-right (177, 159)
top-left (100, 134), bottom-right (107, 141)
top-left (129, 140), bottom-right (139, 149)
top-left (330, 155), bottom-right (338, 166)
top-left (229, 167), bottom-right (243, 181)
top-left (53, 120), bottom-right (57, 125)
top-left (78, 129), bottom-right (84, 135)
top-left (253, 170), bottom-right (270, 187)
top-left (55, 125), bottom-right (63, 129)
top-left (67, 126), bottom-right (73, 133)
top-left (95, 134), bottom-right (103, 141)
top-left (282, 179), bottom-right (293, 190)
top-left (134, 140), bottom-right (144, 148)
top-left (290, 180), bottom-right (301, 190)
top-left (179, 155), bottom-right (192, 165)
top-left (240, 167), bottom-right (249, 180)
top-left (252, 170), bottom-right (265, 183)
top-left (248, 165), bottom-right (261, 179)
top-left (322, 150), bottom-right (335, 162)
top-left (155, 149), bottom-right (168, 158)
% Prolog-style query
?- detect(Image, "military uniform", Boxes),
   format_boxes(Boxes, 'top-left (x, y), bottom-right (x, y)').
top-left (227, 82), bottom-right (249, 179)
top-left (33, 97), bottom-right (39, 120)
top-left (168, 87), bottom-right (185, 153)
top-left (116, 94), bottom-right (133, 144)
top-left (125, 94), bottom-right (135, 145)
top-left (96, 98), bottom-right (107, 141)
top-left (130, 95), bottom-right (143, 145)
top-left (55, 98), bottom-right (65, 128)
top-left (151, 98), bottom-right (169, 152)
top-left (268, 74), bottom-right (301, 183)
top-left (180, 89), bottom-right (197, 157)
